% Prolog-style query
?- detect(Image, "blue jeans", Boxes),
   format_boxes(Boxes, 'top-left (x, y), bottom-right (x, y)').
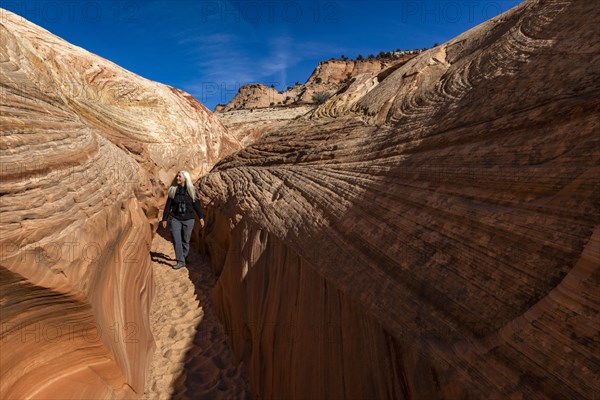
top-left (170, 218), bottom-right (194, 264)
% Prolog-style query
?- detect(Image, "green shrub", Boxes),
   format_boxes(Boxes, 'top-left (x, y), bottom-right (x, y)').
top-left (312, 91), bottom-right (331, 105)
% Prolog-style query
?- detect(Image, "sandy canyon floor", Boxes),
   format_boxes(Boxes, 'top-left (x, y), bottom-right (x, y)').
top-left (143, 231), bottom-right (249, 399)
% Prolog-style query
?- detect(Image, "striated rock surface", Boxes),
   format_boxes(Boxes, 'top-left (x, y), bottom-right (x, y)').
top-left (0, 9), bottom-right (239, 399)
top-left (296, 57), bottom-right (413, 105)
top-left (216, 105), bottom-right (313, 146)
top-left (218, 57), bottom-right (416, 113)
top-left (307, 65), bottom-right (397, 120)
top-left (217, 57), bottom-right (418, 145)
top-left (201, 1), bottom-right (600, 399)
top-left (219, 83), bottom-right (285, 113)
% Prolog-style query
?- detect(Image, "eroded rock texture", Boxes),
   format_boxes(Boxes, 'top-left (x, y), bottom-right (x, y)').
top-left (217, 57), bottom-right (416, 113)
top-left (217, 106), bottom-right (314, 146)
top-left (201, 1), bottom-right (600, 399)
top-left (216, 58), bottom-right (418, 146)
top-left (219, 83), bottom-right (286, 112)
top-left (297, 57), bottom-right (414, 105)
top-left (0, 9), bottom-right (239, 399)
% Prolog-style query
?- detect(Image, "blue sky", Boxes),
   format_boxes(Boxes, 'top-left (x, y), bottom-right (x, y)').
top-left (1, 0), bottom-right (523, 110)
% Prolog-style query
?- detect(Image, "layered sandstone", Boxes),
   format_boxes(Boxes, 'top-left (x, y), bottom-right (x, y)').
top-left (307, 66), bottom-right (397, 119)
top-left (201, 1), bottom-right (600, 399)
top-left (0, 9), bottom-right (239, 399)
top-left (218, 57), bottom-right (416, 113)
top-left (219, 83), bottom-right (285, 112)
top-left (216, 105), bottom-right (313, 146)
top-left (216, 57), bottom-right (418, 145)
top-left (296, 57), bottom-right (413, 105)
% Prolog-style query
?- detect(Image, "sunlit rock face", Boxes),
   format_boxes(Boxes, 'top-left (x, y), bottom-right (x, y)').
top-left (216, 59), bottom-right (417, 146)
top-left (216, 106), bottom-right (314, 147)
top-left (219, 58), bottom-right (415, 113)
top-left (201, 1), bottom-right (600, 399)
top-left (296, 57), bottom-right (413, 105)
top-left (215, 57), bottom-right (416, 142)
top-left (0, 9), bottom-right (240, 399)
top-left (219, 83), bottom-right (286, 112)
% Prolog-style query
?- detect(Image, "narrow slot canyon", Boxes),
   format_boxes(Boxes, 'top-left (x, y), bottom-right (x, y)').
top-left (1, 1), bottom-right (599, 399)
top-left (143, 230), bottom-right (249, 399)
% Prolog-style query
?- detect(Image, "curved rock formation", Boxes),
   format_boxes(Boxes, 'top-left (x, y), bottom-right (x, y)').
top-left (296, 57), bottom-right (413, 105)
top-left (217, 57), bottom-right (419, 146)
top-left (201, 1), bottom-right (600, 398)
top-left (219, 84), bottom-right (285, 112)
top-left (218, 57), bottom-right (418, 114)
top-left (0, 9), bottom-right (239, 399)
top-left (217, 106), bottom-right (313, 146)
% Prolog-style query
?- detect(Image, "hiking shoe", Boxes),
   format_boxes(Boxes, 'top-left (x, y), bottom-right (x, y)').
top-left (173, 262), bottom-right (186, 270)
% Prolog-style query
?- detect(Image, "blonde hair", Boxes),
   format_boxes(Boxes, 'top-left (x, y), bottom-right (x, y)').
top-left (167, 170), bottom-right (197, 201)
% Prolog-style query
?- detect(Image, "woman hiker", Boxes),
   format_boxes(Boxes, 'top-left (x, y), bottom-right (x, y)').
top-left (161, 170), bottom-right (205, 269)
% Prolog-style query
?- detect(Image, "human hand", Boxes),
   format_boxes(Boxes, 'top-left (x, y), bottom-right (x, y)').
top-left (161, 220), bottom-right (167, 229)
top-left (199, 218), bottom-right (205, 228)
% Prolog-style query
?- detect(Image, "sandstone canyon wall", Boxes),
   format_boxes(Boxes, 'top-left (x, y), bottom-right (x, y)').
top-left (218, 83), bottom-right (286, 112)
top-left (0, 9), bottom-right (239, 399)
top-left (216, 106), bottom-right (313, 147)
top-left (201, 1), bottom-right (599, 399)
top-left (218, 57), bottom-right (415, 112)
top-left (297, 57), bottom-right (415, 105)
top-left (216, 57), bottom-right (417, 147)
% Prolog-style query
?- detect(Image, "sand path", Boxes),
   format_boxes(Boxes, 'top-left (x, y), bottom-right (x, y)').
top-left (144, 230), bottom-right (249, 399)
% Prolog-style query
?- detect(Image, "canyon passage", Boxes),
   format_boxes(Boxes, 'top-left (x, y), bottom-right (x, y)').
top-left (1, 1), bottom-right (599, 399)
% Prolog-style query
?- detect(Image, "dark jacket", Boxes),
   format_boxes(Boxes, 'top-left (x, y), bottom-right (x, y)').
top-left (162, 185), bottom-right (204, 221)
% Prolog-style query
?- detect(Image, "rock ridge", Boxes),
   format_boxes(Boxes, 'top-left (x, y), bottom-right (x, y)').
top-left (0, 8), bottom-right (240, 399)
top-left (201, 1), bottom-right (600, 398)
top-left (216, 56), bottom-right (417, 112)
